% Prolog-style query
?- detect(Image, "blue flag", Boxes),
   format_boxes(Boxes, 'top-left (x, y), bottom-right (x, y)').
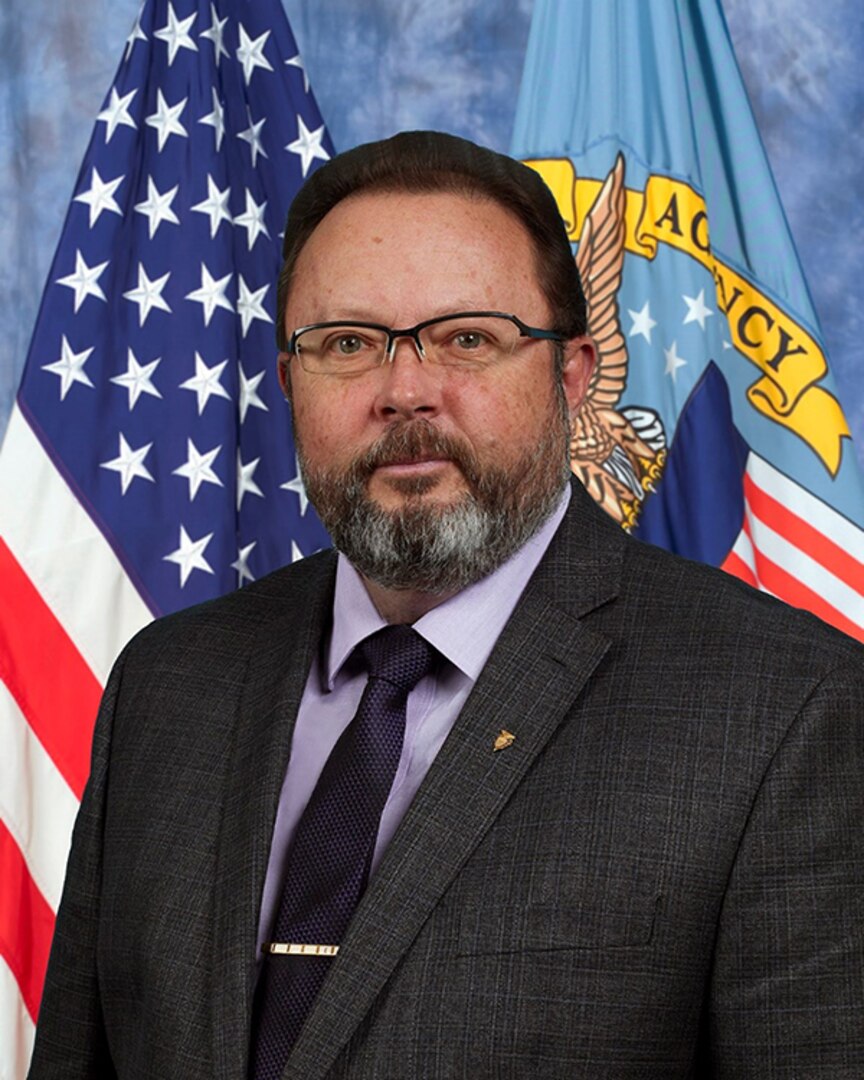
top-left (511, 0), bottom-right (864, 641)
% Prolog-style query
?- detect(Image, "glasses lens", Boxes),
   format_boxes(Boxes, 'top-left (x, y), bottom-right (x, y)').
top-left (420, 315), bottom-right (520, 366)
top-left (295, 325), bottom-right (388, 373)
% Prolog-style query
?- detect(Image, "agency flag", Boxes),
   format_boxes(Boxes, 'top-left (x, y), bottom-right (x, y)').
top-left (511, 0), bottom-right (864, 639)
top-left (0, 1), bottom-right (333, 1071)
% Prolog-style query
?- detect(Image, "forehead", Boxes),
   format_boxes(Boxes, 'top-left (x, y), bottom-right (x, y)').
top-left (286, 190), bottom-right (548, 323)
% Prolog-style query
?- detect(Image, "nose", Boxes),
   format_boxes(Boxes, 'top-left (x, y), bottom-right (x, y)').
top-left (373, 336), bottom-right (442, 420)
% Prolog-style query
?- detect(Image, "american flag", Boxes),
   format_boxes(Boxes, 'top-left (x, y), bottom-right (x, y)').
top-left (0, 0), bottom-right (333, 1070)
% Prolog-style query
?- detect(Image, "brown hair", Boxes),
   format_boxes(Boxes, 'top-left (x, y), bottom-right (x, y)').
top-left (275, 130), bottom-right (586, 351)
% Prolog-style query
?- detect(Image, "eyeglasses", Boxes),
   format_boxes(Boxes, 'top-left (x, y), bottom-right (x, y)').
top-left (286, 311), bottom-right (565, 375)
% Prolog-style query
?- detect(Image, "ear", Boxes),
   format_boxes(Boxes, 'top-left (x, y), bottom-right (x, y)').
top-left (277, 351), bottom-right (292, 401)
top-left (560, 336), bottom-right (596, 418)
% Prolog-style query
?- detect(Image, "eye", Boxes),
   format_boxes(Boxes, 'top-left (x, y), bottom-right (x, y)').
top-left (451, 330), bottom-right (488, 351)
top-left (321, 331), bottom-right (376, 356)
top-left (425, 317), bottom-right (509, 365)
top-left (333, 334), bottom-right (364, 355)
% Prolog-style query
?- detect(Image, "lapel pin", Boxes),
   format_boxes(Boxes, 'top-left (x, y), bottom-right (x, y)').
top-left (493, 729), bottom-right (516, 752)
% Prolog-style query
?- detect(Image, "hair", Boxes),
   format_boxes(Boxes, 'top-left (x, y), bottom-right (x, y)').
top-left (275, 130), bottom-right (587, 352)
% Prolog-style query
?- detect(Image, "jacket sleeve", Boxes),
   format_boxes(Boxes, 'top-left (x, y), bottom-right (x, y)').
top-left (27, 650), bottom-right (126, 1079)
top-left (708, 658), bottom-right (864, 1077)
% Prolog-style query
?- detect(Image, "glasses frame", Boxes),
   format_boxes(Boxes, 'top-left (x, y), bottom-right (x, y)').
top-left (286, 310), bottom-right (566, 372)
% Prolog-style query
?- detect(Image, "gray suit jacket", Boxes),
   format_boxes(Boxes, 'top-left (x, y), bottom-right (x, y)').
top-left (30, 482), bottom-right (864, 1078)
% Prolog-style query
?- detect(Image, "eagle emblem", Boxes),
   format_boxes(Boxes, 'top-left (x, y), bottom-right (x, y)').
top-left (570, 154), bottom-right (667, 529)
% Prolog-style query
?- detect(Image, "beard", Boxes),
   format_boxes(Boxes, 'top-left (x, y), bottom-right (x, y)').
top-left (297, 391), bottom-right (572, 595)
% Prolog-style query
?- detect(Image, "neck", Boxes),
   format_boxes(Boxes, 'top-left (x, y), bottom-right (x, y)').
top-left (362, 576), bottom-right (459, 625)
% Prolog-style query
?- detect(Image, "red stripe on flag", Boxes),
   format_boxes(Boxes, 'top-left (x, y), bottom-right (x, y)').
top-left (0, 820), bottom-right (55, 1023)
top-left (721, 548), bottom-right (758, 588)
top-left (0, 538), bottom-right (100, 799)
top-left (743, 472), bottom-right (864, 592)
top-left (739, 522), bottom-right (864, 643)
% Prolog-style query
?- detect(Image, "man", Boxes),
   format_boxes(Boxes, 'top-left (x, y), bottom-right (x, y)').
top-left (30, 132), bottom-right (864, 1078)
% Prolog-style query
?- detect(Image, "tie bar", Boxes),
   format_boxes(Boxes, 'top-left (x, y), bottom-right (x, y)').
top-left (263, 942), bottom-right (339, 957)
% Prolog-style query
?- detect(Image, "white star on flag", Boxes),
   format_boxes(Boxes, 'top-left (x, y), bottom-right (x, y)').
top-left (231, 541), bottom-right (257, 585)
top-left (123, 263), bottom-right (172, 326)
top-left (627, 300), bottom-right (657, 344)
top-left (236, 275), bottom-right (272, 337)
top-left (285, 54), bottom-right (310, 93)
top-left (200, 3), bottom-right (229, 60)
top-left (100, 433), bottom-right (155, 494)
top-left (237, 452), bottom-right (264, 508)
top-left (236, 25), bottom-right (274, 84)
top-left (74, 167), bottom-right (124, 227)
top-left (290, 540), bottom-right (305, 563)
top-left (172, 438), bottom-right (224, 500)
top-left (199, 88), bottom-right (226, 151)
top-left (234, 190), bottom-right (270, 250)
top-left (237, 112), bottom-right (268, 167)
top-left (145, 90), bottom-right (188, 152)
top-left (154, 3), bottom-right (198, 66)
top-left (163, 526), bottom-right (214, 587)
top-left (56, 250), bottom-right (109, 312)
top-left (124, 7), bottom-right (147, 60)
top-left (110, 349), bottom-right (163, 409)
top-left (179, 352), bottom-right (231, 414)
top-left (280, 457), bottom-right (309, 515)
top-left (97, 87), bottom-right (137, 142)
top-left (663, 341), bottom-right (688, 382)
top-left (185, 264), bottom-right (234, 326)
top-left (286, 115), bottom-right (330, 177)
top-left (134, 177), bottom-right (180, 238)
top-left (682, 288), bottom-right (714, 330)
top-left (42, 335), bottom-right (95, 400)
top-left (238, 364), bottom-right (269, 422)
top-left (191, 175), bottom-right (232, 238)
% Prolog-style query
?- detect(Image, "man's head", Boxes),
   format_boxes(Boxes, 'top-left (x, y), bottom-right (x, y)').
top-left (276, 130), bottom-right (587, 354)
top-left (277, 132), bottom-right (594, 600)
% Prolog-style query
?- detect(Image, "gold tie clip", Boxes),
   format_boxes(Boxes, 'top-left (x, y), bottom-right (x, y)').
top-left (263, 942), bottom-right (339, 957)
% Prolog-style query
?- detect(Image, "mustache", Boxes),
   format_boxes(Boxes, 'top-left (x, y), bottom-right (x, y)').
top-left (348, 421), bottom-right (482, 487)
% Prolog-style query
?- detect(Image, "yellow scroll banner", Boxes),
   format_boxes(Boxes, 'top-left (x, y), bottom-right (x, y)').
top-left (526, 158), bottom-right (850, 475)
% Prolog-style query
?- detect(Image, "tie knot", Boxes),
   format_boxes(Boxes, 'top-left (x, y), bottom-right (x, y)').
top-left (358, 625), bottom-right (436, 693)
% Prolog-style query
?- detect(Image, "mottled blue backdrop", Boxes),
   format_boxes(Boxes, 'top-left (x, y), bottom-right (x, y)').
top-left (1, 0), bottom-right (862, 463)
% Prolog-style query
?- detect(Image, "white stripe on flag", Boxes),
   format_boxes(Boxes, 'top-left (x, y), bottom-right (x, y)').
top-left (0, 958), bottom-right (35, 1080)
top-left (0, 682), bottom-right (78, 912)
top-left (729, 527), bottom-right (756, 573)
top-left (748, 452), bottom-right (864, 562)
top-left (0, 405), bottom-right (152, 684)
top-left (744, 501), bottom-right (864, 625)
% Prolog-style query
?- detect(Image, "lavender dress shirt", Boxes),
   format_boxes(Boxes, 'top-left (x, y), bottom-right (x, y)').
top-left (256, 486), bottom-right (571, 950)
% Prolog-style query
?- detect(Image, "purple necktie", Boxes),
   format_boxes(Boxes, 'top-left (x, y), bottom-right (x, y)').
top-left (249, 624), bottom-right (435, 1079)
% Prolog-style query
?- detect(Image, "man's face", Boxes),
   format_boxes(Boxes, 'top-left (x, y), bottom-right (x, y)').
top-left (281, 189), bottom-right (593, 592)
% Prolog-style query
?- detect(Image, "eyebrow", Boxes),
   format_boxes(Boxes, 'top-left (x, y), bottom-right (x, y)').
top-left (312, 301), bottom-right (495, 324)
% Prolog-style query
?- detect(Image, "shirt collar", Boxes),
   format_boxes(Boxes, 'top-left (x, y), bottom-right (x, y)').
top-left (326, 485), bottom-right (571, 688)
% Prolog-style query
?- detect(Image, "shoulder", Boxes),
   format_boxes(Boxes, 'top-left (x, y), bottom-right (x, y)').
top-left (544, 484), bottom-right (863, 717)
top-left (601, 536), bottom-right (864, 758)
top-left (623, 532), bottom-right (861, 668)
top-left (558, 479), bottom-right (862, 669)
top-left (116, 548), bottom-right (337, 673)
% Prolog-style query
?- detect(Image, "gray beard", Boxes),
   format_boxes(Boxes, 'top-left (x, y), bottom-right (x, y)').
top-left (298, 406), bottom-right (571, 595)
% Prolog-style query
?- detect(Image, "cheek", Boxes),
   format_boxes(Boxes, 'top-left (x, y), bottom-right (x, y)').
top-left (291, 382), bottom-right (369, 465)
top-left (448, 370), bottom-right (555, 449)
top-left (290, 391), bottom-right (328, 454)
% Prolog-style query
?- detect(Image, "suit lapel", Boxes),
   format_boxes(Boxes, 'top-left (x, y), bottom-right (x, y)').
top-left (285, 485), bottom-right (623, 1080)
top-left (211, 553), bottom-right (337, 1078)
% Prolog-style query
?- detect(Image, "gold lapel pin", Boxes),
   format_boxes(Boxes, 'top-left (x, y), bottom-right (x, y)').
top-left (493, 729), bottom-right (515, 752)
